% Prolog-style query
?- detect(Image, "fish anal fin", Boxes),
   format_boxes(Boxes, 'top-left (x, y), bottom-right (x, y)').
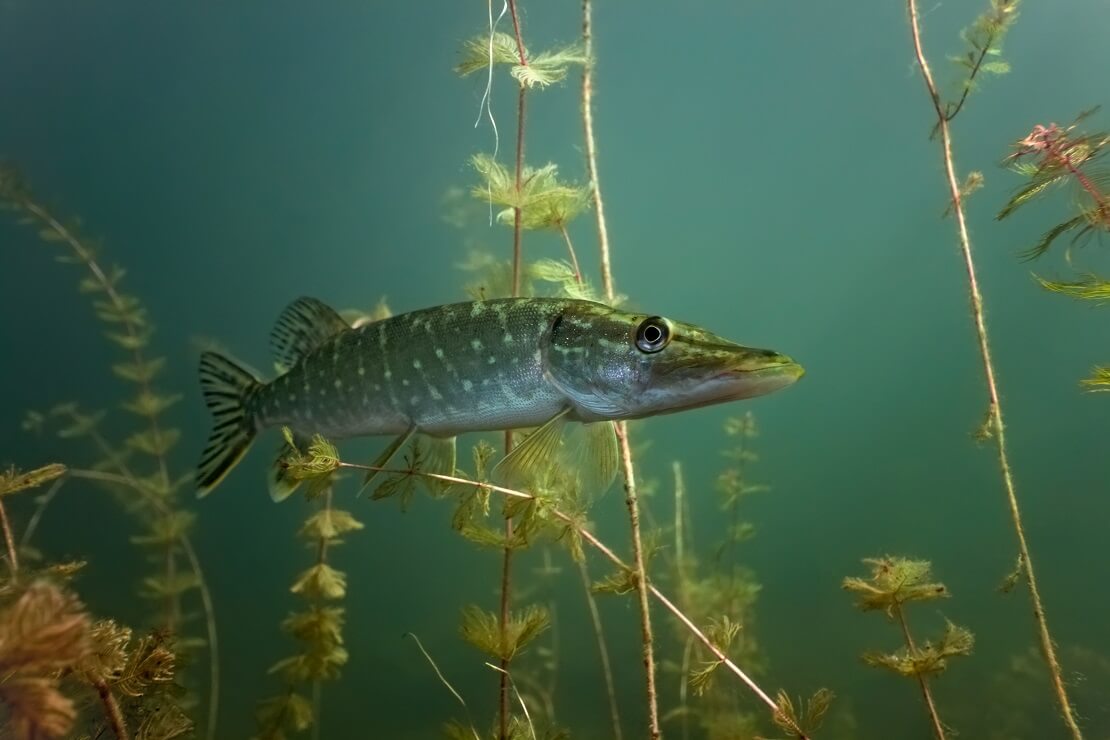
top-left (270, 297), bottom-right (351, 373)
top-left (492, 409), bottom-right (572, 490)
top-left (359, 425), bottom-right (417, 495)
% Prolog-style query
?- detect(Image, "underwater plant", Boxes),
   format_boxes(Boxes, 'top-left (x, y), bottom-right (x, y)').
top-left (1, 463), bottom-right (191, 740)
top-left (996, 109), bottom-right (1110, 388)
top-left (0, 166), bottom-right (218, 738)
top-left (844, 557), bottom-right (973, 740)
top-left (903, 0), bottom-right (1082, 735)
top-left (253, 432), bottom-right (362, 740)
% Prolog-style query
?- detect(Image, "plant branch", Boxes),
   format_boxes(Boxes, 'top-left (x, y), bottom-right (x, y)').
top-left (906, 2), bottom-right (1082, 737)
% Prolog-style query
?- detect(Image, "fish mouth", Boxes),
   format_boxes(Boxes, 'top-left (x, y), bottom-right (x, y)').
top-left (713, 352), bottom-right (804, 399)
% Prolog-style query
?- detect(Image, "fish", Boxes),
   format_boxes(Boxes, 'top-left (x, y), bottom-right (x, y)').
top-left (196, 296), bottom-right (804, 498)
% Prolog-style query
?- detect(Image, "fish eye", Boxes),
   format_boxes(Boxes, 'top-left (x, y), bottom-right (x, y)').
top-left (635, 316), bottom-right (671, 353)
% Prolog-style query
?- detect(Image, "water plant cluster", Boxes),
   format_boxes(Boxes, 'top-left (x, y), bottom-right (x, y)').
top-left (2, 1), bottom-right (1108, 738)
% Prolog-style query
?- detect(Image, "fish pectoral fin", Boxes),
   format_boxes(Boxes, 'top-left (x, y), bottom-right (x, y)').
top-left (491, 408), bottom-right (572, 490)
top-left (358, 425), bottom-right (417, 496)
top-left (413, 435), bottom-right (457, 497)
top-left (270, 297), bottom-right (351, 373)
top-left (269, 433), bottom-right (312, 502)
top-left (564, 420), bottom-right (619, 498)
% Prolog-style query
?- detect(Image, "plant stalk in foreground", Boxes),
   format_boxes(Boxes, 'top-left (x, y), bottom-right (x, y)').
top-left (581, 2), bottom-right (661, 735)
top-left (906, 1), bottom-right (1082, 736)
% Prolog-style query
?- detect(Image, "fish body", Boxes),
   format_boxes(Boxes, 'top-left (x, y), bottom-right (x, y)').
top-left (196, 297), bottom-right (803, 495)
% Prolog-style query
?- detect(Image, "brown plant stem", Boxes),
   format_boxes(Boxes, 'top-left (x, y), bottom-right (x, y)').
top-left (66, 468), bottom-right (219, 740)
top-left (93, 677), bottom-right (130, 740)
top-left (500, 5), bottom-right (528, 738)
top-left (582, 0), bottom-right (613, 299)
top-left (615, 423), bottom-right (661, 739)
top-left (895, 606), bottom-right (946, 740)
top-left (0, 500), bottom-right (18, 579)
top-left (343, 461), bottom-right (808, 738)
top-left (580, 2), bottom-right (661, 734)
top-left (905, 2), bottom-right (1082, 737)
top-left (575, 556), bottom-right (623, 740)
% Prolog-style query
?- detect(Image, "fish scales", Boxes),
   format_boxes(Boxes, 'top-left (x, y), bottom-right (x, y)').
top-left (250, 298), bottom-right (571, 439)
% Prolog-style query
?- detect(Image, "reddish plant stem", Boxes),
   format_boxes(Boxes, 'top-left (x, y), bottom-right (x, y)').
top-left (1043, 137), bottom-right (1108, 214)
top-left (501, 5), bottom-right (528, 737)
top-left (93, 678), bottom-right (130, 740)
top-left (906, 2), bottom-right (1082, 737)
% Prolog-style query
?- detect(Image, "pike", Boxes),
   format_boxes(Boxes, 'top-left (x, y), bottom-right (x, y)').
top-left (196, 297), bottom-right (804, 498)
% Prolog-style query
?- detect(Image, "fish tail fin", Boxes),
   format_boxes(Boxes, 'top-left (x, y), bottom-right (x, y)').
top-left (196, 351), bottom-right (262, 496)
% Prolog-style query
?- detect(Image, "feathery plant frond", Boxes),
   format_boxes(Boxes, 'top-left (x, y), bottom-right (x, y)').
top-left (864, 620), bottom-right (975, 678)
top-left (510, 44), bottom-right (588, 88)
top-left (456, 32), bottom-right (523, 76)
top-left (998, 109), bottom-right (1110, 259)
top-left (843, 556), bottom-right (948, 617)
top-left (773, 688), bottom-right (836, 739)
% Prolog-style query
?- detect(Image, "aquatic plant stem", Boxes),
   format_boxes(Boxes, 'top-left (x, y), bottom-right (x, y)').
top-left (580, 3), bottom-right (661, 734)
top-left (558, 224), bottom-right (583, 285)
top-left (500, 6), bottom-right (528, 737)
top-left (905, 2), bottom-right (1082, 737)
top-left (66, 468), bottom-right (219, 740)
top-left (342, 461), bottom-right (808, 737)
top-left (895, 606), bottom-right (946, 740)
top-left (614, 424), bottom-right (662, 739)
top-left (582, 0), bottom-right (613, 299)
top-left (93, 677), bottom-right (130, 740)
top-left (575, 556), bottom-right (623, 740)
top-left (0, 500), bottom-right (18, 579)
top-left (311, 486), bottom-right (334, 740)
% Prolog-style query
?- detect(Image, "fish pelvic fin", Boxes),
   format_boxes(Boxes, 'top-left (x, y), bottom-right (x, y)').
top-left (196, 351), bottom-right (262, 496)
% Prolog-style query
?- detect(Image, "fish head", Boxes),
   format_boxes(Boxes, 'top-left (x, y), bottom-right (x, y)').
top-left (544, 302), bottom-right (804, 421)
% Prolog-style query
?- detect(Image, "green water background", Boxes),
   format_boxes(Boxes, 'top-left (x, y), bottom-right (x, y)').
top-left (1, 1), bottom-right (1108, 737)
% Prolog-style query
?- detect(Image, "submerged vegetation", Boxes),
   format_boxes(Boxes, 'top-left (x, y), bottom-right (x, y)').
top-left (1, 0), bottom-right (1106, 738)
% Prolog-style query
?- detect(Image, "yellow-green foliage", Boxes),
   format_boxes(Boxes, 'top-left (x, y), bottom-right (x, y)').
top-left (256, 443), bottom-right (362, 739)
top-left (844, 556), bottom-right (973, 726)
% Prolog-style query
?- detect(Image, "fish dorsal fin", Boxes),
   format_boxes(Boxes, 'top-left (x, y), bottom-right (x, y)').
top-left (270, 297), bottom-right (351, 373)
